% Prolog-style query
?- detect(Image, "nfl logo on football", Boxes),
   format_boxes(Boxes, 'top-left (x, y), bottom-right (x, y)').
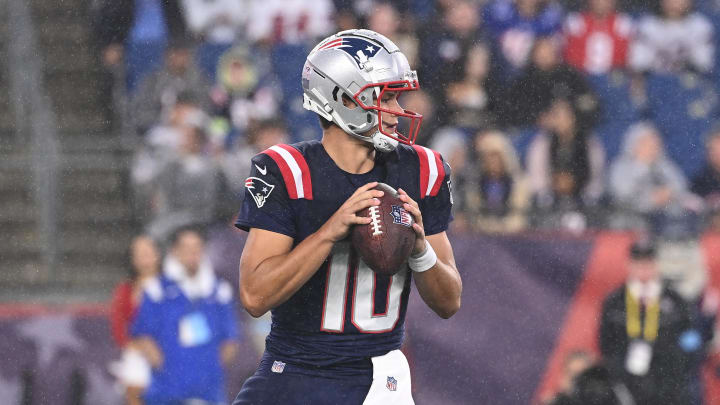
top-left (386, 376), bottom-right (397, 391)
top-left (271, 360), bottom-right (286, 374)
top-left (390, 205), bottom-right (412, 227)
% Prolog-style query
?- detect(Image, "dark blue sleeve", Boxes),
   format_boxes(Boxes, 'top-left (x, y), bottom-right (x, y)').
top-left (234, 154), bottom-right (296, 238)
top-left (420, 159), bottom-right (454, 236)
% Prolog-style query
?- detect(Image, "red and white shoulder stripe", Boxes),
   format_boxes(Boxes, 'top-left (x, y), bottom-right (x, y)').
top-left (412, 145), bottom-right (446, 198)
top-left (261, 144), bottom-right (313, 200)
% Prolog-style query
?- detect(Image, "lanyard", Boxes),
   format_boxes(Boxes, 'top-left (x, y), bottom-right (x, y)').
top-left (626, 287), bottom-right (660, 342)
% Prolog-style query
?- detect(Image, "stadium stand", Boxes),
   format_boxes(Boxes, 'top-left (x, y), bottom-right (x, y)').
top-left (0, 0), bottom-right (133, 299)
top-left (586, 72), bottom-right (640, 164)
top-left (646, 72), bottom-right (717, 178)
top-left (269, 43), bottom-right (319, 142)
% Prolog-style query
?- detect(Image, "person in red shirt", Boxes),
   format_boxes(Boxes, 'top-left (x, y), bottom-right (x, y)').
top-left (564, 0), bottom-right (634, 75)
top-left (109, 235), bottom-right (161, 405)
top-left (111, 235), bottom-right (161, 347)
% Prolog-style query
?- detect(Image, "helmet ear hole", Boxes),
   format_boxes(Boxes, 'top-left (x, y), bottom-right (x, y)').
top-left (341, 93), bottom-right (358, 109)
top-left (332, 86), bottom-right (340, 101)
top-left (367, 114), bottom-right (372, 123)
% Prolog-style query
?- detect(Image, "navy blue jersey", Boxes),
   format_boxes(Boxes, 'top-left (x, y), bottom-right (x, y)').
top-left (235, 140), bottom-right (452, 372)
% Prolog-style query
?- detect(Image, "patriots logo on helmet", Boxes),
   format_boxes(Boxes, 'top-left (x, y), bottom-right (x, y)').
top-left (318, 37), bottom-right (382, 68)
top-left (245, 177), bottom-right (275, 208)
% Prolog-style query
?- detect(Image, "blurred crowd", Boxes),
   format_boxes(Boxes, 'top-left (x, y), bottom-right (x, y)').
top-left (90, 0), bottom-right (720, 242)
top-left (91, 0), bottom-right (720, 241)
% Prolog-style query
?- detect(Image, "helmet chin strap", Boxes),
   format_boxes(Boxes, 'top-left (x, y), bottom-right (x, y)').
top-left (343, 129), bottom-right (398, 153)
top-left (344, 129), bottom-right (398, 153)
top-left (371, 131), bottom-right (398, 152)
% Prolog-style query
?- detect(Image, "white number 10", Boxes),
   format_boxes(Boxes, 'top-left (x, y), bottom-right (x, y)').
top-left (321, 242), bottom-right (406, 333)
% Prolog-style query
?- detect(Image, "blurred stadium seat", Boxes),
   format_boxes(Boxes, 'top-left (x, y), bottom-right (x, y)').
top-left (586, 71), bottom-right (640, 164)
top-left (646, 73), bottom-right (717, 178)
top-left (270, 43), bottom-right (320, 142)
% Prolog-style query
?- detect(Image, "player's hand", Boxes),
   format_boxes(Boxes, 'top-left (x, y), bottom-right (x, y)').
top-left (319, 182), bottom-right (384, 242)
top-left (398, 188), bottom-right (426, 256)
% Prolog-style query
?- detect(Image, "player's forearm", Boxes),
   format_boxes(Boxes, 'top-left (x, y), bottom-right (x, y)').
top-left (240, 231), bottom-right (335, 317)
top-left (414, 261), bottom-right (462, 319)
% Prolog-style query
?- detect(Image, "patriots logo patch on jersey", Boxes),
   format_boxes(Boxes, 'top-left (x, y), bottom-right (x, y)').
top-left (245, 177), bottom-right (275, 208)
top-left (318, 37), bottom-right (382, 69)
top-left (390, 205), bottom-right (413, 227)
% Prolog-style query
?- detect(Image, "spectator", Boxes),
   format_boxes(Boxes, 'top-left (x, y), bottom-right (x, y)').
top-left (629, 0), bottom-right (714, 75)
top-left (130, 94), bottom-right (203, 223)
top-left (501, 36), bottom-right (599, 128)
top-left (131, 227), bottom-right (240, 405)
top-left (208, 45), bottom-right (281, 150)
top-left (146, 111), bottom-right (224, 242)
top-left (132, 36), bottom-right (211, 135)
top-left (483, 0), bottom-right (564, 78)
top-left (181, 0), bottom-right (246, 80)
top-left (109, 235), bottom-right (161, 405)
top-left (563, 0), bottom-right (634, 75)
top-left (333, 1), bottom-right (361, 32)
top-left (599, 238), bottom-right (697, 405)
top-left (551, 364), bottom-right (635, 405)
top-left (245, 0), bottom-right (335, 46)
top-left (526, 98), bottom-right (605, 209)
top-left (546, 350), bottom-right (595, 405)
top-left (691, 127), bottom-right (720, 200)
top-left (93, 0), bottom-right (188, 92)
top-left (367, 2), bottom-right (419, 67)
top-left (455, 130), bottom-right (529, 233)
top-left (144, 92), bottom-right (204, 153)
top-left (418, 0), bottom-right (484, 99)
top-left (402, 89), bottom-right (438, 146)
top-left (609, 122), bottom-right (696, 234)
top-left (429, 128), bottom-right (470, 216)
top-left (657, 239), bottom-right (717, 405)
top-left (444, 43), bottom-right (502, 131)
top-left (110, 236), bottom-right (162, 349)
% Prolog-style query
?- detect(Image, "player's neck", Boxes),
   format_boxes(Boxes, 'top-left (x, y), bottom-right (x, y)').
top-left (321, 127), bottom-right (376, 174)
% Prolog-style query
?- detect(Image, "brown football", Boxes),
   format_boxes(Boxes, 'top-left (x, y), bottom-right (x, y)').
top-left (351, 183), bottom-right (417, 275)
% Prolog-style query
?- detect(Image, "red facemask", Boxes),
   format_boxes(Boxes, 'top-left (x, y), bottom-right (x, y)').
top-left (352, 79), bottom-right (423, 145)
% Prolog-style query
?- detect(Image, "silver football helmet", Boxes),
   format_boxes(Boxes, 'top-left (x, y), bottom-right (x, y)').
top-left (302, 29), bottom-right (423, 152)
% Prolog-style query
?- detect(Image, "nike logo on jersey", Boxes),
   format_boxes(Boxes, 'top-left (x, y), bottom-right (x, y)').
top-left (245, 177), bottom-right (275, 208)
top-left (255, 164), bottom-right (268, 176)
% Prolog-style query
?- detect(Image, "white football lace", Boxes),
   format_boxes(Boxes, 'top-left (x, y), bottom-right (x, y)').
top-left (369, 206), bottom-right (383, 236)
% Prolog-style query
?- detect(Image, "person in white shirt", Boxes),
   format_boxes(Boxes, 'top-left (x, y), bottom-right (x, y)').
top-left (245, 0), bottom-right (335, 46)
top-left (182, 0), bottom-right (248, 79)
top-left (629, 0), bottom-right (714, 74)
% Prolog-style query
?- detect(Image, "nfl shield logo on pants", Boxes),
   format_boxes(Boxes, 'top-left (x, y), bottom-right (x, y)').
top-left (271, 360), bottom-right (286, 373)
top-left (386, 376), bottom-right (397, 391)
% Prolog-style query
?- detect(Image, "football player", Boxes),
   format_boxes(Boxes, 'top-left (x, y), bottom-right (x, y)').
top-left (232, 29), bottom-right (462, 405)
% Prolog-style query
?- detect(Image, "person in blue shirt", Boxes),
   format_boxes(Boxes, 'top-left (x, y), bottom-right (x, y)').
top-left (483, 0), bottom-right (565, 80)
top-left (132, 226), bottom-right (240, 405)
